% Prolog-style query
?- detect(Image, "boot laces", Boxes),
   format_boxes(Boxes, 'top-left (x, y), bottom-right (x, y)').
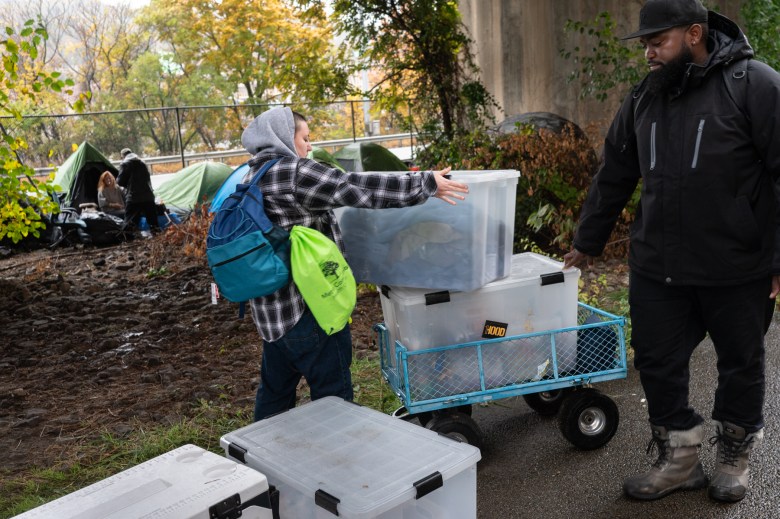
top-left (646, 436), bottom-right (671, 468)
top-left (708, 432), bottom-right (754, 467)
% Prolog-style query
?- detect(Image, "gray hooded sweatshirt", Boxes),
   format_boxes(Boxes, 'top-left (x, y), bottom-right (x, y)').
top-left (239, 106), bottom-right (438, 342)
top-left (241, 106), bottom-right (298, 158)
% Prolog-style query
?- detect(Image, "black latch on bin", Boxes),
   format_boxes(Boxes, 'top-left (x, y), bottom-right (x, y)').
top-left (380, 285), bottom-right (391, 298)
top-left (424, 291), bottom-right (451, 306)
top-left (315, 489), bottom-right (341, 516)
top-left (227, 443), bottom-right (247, 464)
top-left (209, 493), bottom-right (242, 519)
top-left (209, 488), bottom-right (280, 519)
top-left (413, 471), bottom-right (443, 499)
top-left (540, 272), bottom-right (565, 286)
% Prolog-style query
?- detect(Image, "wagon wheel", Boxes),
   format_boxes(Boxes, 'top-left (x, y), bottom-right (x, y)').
top-left (523, 389), bottom-right (571, 416)
top-left (558, 388), bottom-right (619, 450)
top-left (414, 404), bottom-right (472, 427)
top-left (425, 412), bottom-right (483, 448)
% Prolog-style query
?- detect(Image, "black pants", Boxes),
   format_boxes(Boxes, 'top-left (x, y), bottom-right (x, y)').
top-left (629, 271), bottom-right (773, 433)
top-left (125, 201), bottom-right (160, 231)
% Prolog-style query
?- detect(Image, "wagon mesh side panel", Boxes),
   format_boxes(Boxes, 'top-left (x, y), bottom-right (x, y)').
top-left (407, 348), bottom-right (481, 401)
top-left (397, 304), bottom-right (625, 404)
top-left (574, 306), bottom-right (622, 374)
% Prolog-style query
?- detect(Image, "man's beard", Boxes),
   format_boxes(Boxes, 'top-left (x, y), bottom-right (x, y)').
top-left (647, 45), bottom-right (694, 95)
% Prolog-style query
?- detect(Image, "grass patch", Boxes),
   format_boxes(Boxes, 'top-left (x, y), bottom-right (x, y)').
top-left (351, 353), bottom-right (402, 414)
top-left (1, 353), bottom-right (393, 518)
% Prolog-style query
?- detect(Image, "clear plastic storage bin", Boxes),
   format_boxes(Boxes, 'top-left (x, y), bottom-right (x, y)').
top-left (221, 396), bottom-right (481, 518)
top-left (336, 169), bottom-right (520, 291)
top-left (380, 252), bottom-right (580, 378)
top-left (12, 444), bottom-right (275, 519)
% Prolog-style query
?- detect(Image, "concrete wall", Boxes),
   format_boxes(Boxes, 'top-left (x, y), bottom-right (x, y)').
top-left (460, 0), bottom-right (745, 134)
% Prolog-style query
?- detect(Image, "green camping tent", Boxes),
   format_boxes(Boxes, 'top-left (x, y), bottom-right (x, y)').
top-left (308, 146), bottom-right (345, 172)
top-left (52, 142), bottom-right (118, 208)
top-left (333, 142), bottom-right (408, 172)
top-left (153, 161), bottom-right (233, 214)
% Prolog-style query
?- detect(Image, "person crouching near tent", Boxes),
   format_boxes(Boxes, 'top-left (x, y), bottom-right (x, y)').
top-left (97, 171), bottom-right (126, 218)
top-left (242, 106), bottom-right (469, 421)
top-left (116, 148), bottom-right (160, 234)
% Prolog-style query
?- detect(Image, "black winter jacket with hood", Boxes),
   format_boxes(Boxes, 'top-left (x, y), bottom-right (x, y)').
top-left (574, 11), bottom-right (780, 286)
top-left (116, 153), bottom-right (156, 204)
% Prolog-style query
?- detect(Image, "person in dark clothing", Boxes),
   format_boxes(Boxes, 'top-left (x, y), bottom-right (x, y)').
top-left (563, 0), bottom-right (780, 504)
top-left (116, 148), bottom-right (160, 232)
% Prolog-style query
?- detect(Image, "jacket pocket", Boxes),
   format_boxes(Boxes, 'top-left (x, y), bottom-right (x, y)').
top-left (650, 122), bottom-right (657, 171)
top-left (691, 118), bottom-right (705, 169)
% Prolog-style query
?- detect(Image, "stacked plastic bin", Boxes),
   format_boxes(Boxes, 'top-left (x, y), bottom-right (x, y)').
top-left (339, 169), bottom-right (581, 389)
top-left (337, 170), bottom-right (521, 292)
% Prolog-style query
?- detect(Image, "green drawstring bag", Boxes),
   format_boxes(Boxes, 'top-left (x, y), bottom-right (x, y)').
top-left (290, 225), bottom-right (356, 335)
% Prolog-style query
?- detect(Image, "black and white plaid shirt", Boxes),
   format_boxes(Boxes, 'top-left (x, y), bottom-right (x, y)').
top-left (245, 153), bottom-right (438, 342)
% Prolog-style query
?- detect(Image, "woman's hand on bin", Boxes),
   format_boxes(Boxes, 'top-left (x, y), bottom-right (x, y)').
top-left (432, 167), bottom-right (469, 205)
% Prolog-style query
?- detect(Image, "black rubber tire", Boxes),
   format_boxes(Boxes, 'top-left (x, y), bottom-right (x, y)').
top-left (414, 411), bottom-right (433, 427)
top-left (425, 412), bottom-right (484, 448)
top-left (416, 404), bottom-right (472, 427)
top-left (558, 388), bottom-right (619, 450)
top-left (523, 389), bottom-right (570, 416)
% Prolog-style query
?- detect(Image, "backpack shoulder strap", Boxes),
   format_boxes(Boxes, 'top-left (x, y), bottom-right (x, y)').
top-left (722, 58), bottom-right (750, 123)
top-left (248, 158), bottom-right (282, 186)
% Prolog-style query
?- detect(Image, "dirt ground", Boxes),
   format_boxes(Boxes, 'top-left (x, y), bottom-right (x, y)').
top-left (0, 236), bottom-right (385, 481)
top-left (0, 235), bottom-right (628, 482)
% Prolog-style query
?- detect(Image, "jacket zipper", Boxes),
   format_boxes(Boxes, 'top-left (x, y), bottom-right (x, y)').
top-left (691, 118), bottom-right (706, 169)
top-left (650, 122), bottom-right (657, 171)
top-left (214, 242), bottom-right (268, 267)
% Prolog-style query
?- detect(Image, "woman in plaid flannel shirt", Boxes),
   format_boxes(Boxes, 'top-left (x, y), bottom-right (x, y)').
top-left (242, 107), bottom-right (469, 420)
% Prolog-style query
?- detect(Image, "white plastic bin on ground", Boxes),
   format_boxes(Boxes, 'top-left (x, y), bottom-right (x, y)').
top-left (379, 252), bottom-right (581, 382)
top-left (12, 444), bottom-right (275, 519)
top-left (221, 396), bottom-right (481, 518)
top-left (336, 169), bottom-right (520, 292)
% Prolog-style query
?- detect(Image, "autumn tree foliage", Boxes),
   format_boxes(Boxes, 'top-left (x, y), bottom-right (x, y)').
top-left (141, 0), bottom-right (351, 107)
top-left (301, 0), bottom-right (496, 142)
top-left (0, 20), bottom-right (83, 243)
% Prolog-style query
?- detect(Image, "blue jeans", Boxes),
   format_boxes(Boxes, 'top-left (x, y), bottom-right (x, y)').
top-left (629, 272), bottom-right (772, 433)
top-left (254, 309), bottom-right (353, 421)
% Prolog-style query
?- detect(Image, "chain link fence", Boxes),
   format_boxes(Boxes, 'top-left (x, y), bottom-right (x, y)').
top-left (4, 100), bottom-right (418, 177)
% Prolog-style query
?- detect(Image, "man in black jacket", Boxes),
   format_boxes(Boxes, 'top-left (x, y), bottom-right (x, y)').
top-left (116, 148), bottom-right (159, 233)
top-left (564, 0), bottom-right (780, 503)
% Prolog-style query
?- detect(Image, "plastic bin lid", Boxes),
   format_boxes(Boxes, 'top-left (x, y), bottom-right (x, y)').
top-left (220, 397), bottom-right (481, 518)
top-left (449, 169), bottom-right (520, 183)
top-left (503, 252), bottom-right (579, 280)
top-left (13, 445), bottom-right (268, 519)
top-left (381, 252), bottom-right (580, 303)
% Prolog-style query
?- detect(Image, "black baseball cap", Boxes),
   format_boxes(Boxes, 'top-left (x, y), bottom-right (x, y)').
top-left (622, 0), bottom-right (708, 40)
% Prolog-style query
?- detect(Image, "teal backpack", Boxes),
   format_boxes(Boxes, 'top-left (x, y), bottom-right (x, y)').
top-left (207, 158), bottom-right (290, 313)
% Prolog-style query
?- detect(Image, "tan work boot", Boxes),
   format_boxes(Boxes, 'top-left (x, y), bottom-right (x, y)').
top-left (623, 424), bottom-right (707, 500)
top-left (708, 420), bottom-right (762, 503)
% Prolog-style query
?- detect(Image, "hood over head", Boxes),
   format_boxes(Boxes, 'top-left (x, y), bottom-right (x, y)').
top-left (241, 106), bottom-right (298, 158)
top-left (704, 10), bottom-right (753, 67)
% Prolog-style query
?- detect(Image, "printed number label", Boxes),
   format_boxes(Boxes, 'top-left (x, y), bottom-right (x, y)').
top-left (482, 321), bottom-right (508, 339)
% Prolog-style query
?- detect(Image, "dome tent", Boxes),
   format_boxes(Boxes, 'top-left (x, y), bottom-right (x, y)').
top-left (154, 161), bottom-right (232, 216)
top-left (52, 142), bottom-right (118, 209)
top-left (333, 142), bottom-right (408, 172)
top-left (209, 163), bottom-right (250, 213)
top-left (308, 146), bottom-right (345, 172)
